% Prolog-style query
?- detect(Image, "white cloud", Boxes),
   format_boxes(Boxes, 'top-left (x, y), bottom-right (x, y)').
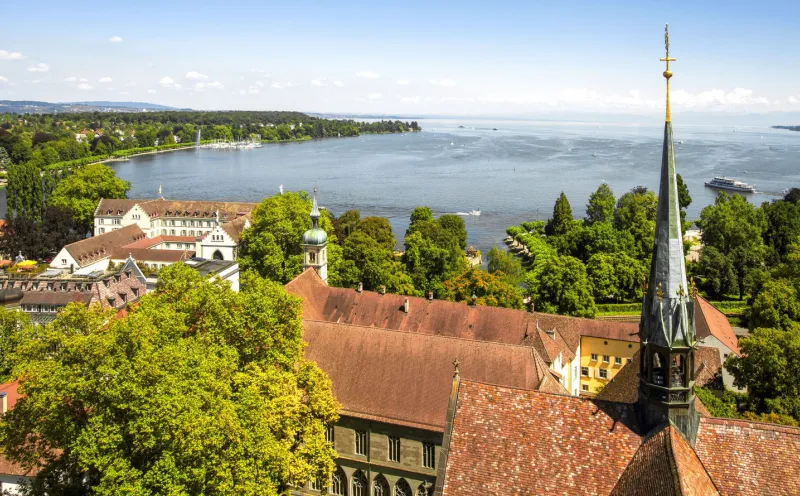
top-left (367, 92), bottom-right (383, 101)
top-left (186, 71), bottom-right (208, 80)
top-left (430, 78), bottom-right (456, 87)
top-left (271, 82), bottom-right (285, 89)
top-left (333, 80), bottom-right (345, 88)
top-left (788, 96), bottom-right (799, 104)
top-left (31, 79), bottom-right (42, 84)
top-left (400, 96), bottom-right (419, 103)
top-left (27, 63), bottom-right (49, 73)
top-left (255, 81), bottom-right (264, 87)
top-left (356, 70), bottom-right (379, 79)
top-left (79, 78), bottom-right (88, 82)
top-left (159, 76), bottom-right (181, 89)
top-left (311, 78), bottom-right (327, 87)
top-left (0, 50), bottom-right (25, 61)
top-left (207, 80), bottom-right (224, 89)
top-left (0, 76), bottom-right (8, 83)
top-left (239, 89), bottom-right (246, 95)
top-left (126, 81), bottom-right (137, 87)
top-left (671, 87), bottom-right (770, 108)
top-left (77, 83), bottom-right (93, 90)
top-left (120, 91), bottom-right (130, 96)
top-left (147, 89), bottom-right (156, 94)
top-left (64, 76), bottom-right (77, 82)
top-left (397, 79), bottom-right (410, 85)
top-left (109, 36), bottom-right (123, 43)
top-left (99, 77), bottom-right (113, 83)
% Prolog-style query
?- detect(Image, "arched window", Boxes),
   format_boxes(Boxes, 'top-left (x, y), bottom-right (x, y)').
top-left (330, 466), bottom-right (347, 496)
top-left (213, 250), bottom-right (224, 260)
top-left (309, 251), bottom-right (316, 263)
top-left (395, 478), bottom-right (412, 496)
top-left (372, 474), bottom-right (389, 496)
top-left (652, 352), bottom-right (666, 386)
top-left (416, 483), bottom-right (431, 496)
top-left (670, 354), bottom-right (686, 387)
top-left (351, 470), bottom-right (367, 496)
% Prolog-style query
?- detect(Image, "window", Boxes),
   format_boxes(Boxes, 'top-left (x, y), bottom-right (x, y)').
top-left (309, 479), bottom-right (321, 491)
top-left (100, 228), bottom-right (105, 234)
top-left (388, 436), bottom-right (400, 462)
top-left (422, 442), bottom-right (435, 469)
top-left (113, 218), bottom-right (121, 225)
top-left (582, 384), bottom-right (589, 391)
top-left (330, 466), bottom-right (346, 496)
top-left (355, 430), bottom-right (368, 456)
top-left (417, 484), bottom-right (431, 496)
top-left (581, 367), bottom-right (589, 377)
top-left (99, 218), bottom-right (104, 225)
top-left (372, 475), bottom-right (389, 496)
top-left (170, 229), bottom-right (175, 235)
top-left (325, 425), bottom-right (334, 443)
top-left (189, 230), bottom-right (194, 236)
top-left (599, 369), bottom-right (608, 379)
top-left (590, 353), bottom-right (598, 361)
top-left (627, 358), bottom-right (633, 364)
top-left (603, 355), bottom-right (610, 363)
top-left (61, 259), bottom-right (67, 265)
top-left (351, 470), bottom-right (366, 496)
top-left (181, 230), bottom-right (186, 236)
top-left (615, 357), bottom-right (622, 365)
top-left (395, 479), bottom-right (412, 496)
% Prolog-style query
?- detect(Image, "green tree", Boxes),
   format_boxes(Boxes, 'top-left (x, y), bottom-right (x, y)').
top-left (333, 209), bottom-right (361, 243)
top-left (437, 214), bottom-right (467, 251)
top-left (355, 216), bottom-right (395, 251)
top-left (0, 308), bottom-right (29, 382)
top-left (341, 230), bottom-right (413, 294)
top-left (697, 246), bottom-right (739, 298)
top-left (0, 146), bottom-right (11, 169)
top-left (585, 183), bottom-right (615, 225)
top-left (546, 192), bottom-right (573, 236)
top-left (48, 163), bottom-right (131, 232)
top-left (0, 264), bottom-right (339, 495)
top-left (407, 206), bottom-right (433, 235)
top-left (726, 325), bottom-right (800, 422)
top-left (239, 192), bottom-right (335, 284)
top-left (586, 252), bottom-right (646, 302)
top-left (749, 279), bottom-right (800, 330)
top-left (576, 221), bottom-right (636, 262)
top-left (676, 173), bottom-right (692, 229)
top-left (527, 255), bottom-right (596, 318)
top-left (441, 268), bottom-right (523, 309)
top-left (487, 246), bottom-right (524, 286)
top-left (698, 193), bottom-right (767, 299)
top-left (614, 187), bottom-right (658, 262)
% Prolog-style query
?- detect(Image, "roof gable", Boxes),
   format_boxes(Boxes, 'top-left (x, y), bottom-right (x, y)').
top-left (694, 296), bottom-right (740, 355)
top-left (64, 224), bottom-right (146, 267)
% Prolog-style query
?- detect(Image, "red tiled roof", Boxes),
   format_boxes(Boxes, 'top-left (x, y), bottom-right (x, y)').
top-left (695, 417), bottom-right (800, 496)
top-left (121, 235), bottom-right (197, 249)
top-left (440, 381), bottom-right (643, 495)
top-left (221, 215), bottom-right (249, 242)
top-left (95, 198), bottom-right (257, 220)
top-left (111, 248), bottom-right (194, 263)
top-left (65, 224), bottom-right (146, 266)
top-left (287, 268), bottom-right (638, 361)
top-left (695, 296), bottom-right (740, 355)
top-left (20, 291), bottom-right (93, 306)
top-left (302, 320), bottom-right (552, 432)
top-left (610, 425), bottom-right (719, 496)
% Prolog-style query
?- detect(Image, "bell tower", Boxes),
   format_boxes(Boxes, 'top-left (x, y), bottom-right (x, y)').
top-left (638, 24), bottom-right (699, 444)
top-left (302, 187), bottom-right (328, 284)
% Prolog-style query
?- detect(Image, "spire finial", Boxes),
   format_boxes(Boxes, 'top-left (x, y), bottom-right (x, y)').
top-left (452, 358), bottom-right (461, 377)
top-left (659, 23), bottom-right (676, 122)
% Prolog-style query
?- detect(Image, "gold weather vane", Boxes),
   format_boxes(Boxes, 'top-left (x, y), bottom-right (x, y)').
top-left (659, 24), bottom-right (676, 122)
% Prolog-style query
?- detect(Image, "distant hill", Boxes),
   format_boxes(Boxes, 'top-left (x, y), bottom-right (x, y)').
top-left (773, 125), bottom-right (800, 132)
top-left (0, 100), bottom-right (189, 114)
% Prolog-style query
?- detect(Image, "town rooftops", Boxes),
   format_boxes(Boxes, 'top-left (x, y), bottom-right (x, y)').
top-left (302, 320), bottom-right (565, 432)
top-left (65, 224), bottom-right (146, 266)
top-left (438, 379), bottom-right (800, 496)
top-left (695, 295), bottom-right (741, 355)
top-left (286, 268), bottom-right (639, 363)
top-left (183, 259), bottom-right (238, 278)
top-left (94, 198), bottom-right (258, 220)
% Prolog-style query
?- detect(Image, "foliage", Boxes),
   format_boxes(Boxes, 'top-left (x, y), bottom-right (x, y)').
top-left (546, 192), bottom-right (573, 236)
top-left (239, 192), bottom-right (335, 284)
top-left (697, 245), bottom-right (739, 299)
top-left (749, 279), bottom-right (800, 330)
top-left (0, 206), bottom-right (83, 260)
top-left (339, 229), bottom-right (414, 295)
top-left (676, 173), bottom-right (692, 228)
top-left (438, 214), bottom-right (468, 251)
top-left (487, 246), bottom-right (524, 286)
top-left (694, 387), bottom-right (798, 427)
top-left (585, 183), bottom-right (615, 225)
top-left (6, 161), bottom-right (44, 220)
top-left (726, 324), bottom-right (800, 422)
top-left (698, 193), bottom-right (767, 299)
top-left (0, 264), bottom-right (339, 495)
top-left (614, 187), bottom-right (657, 262)
top-left (48, 163), bottom-right (131, 232)
top-left (332, 209), bottom-right (361, 243)
top-left (0, 308), bottom-right (30, 382)
top-left (441, 268), bottom-right (524, 309)
top-left (403, 210), bottom-right (468, 293)
top-left (586, 252), bottom-right (646, 303)
top-left (526, 255), bottom-right (596, 318)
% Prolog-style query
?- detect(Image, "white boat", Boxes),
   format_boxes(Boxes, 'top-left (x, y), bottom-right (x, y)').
top-left (470, 209), bottom-right (481, 216)
top-left (704, 176), bottom-right (756, 193)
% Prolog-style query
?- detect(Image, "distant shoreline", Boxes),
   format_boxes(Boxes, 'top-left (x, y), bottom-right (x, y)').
top-left (772, 125), bottom-right (800, 132)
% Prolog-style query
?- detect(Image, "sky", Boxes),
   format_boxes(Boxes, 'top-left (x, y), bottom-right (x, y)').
top-left (1, 0), bottom-right (799, 117)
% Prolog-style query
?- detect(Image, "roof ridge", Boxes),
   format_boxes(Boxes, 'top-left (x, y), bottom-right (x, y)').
top-left (669, 424), bottom-right (722, 495)
top-left (664, 426), bottom-right (683, 496)
top-left (701, 415), bottom-right (800, 434)
top-left (303, 318), bottom-right (545, 352)
top-left (459, 377), bottom-right (620, 403)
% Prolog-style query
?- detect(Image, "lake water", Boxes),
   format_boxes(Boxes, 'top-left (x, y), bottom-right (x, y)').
top-left (13, 118), bottom-right (800, 254)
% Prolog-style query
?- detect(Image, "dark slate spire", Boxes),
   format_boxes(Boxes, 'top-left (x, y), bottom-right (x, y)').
top-left (639, 25), bottom-right (699, 445)
top-left (310, 185), bottom-right (320, 229)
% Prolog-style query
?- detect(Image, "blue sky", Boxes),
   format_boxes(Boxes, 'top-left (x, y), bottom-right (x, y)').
top-left (2, 0), bottom-right (799, 115)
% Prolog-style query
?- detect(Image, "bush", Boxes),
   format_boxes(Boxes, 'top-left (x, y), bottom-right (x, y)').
top-left (595, 303), bottom-right (642, 314)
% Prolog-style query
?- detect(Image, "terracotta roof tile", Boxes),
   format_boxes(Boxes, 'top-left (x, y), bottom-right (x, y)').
top-left (440, 381), bottom-right (643, 495)
top-left (302, 320), bottom-right (549, 432)
top-left (110, 248), bottom-right (194, 263)
top-left (20, 291), bottom-right (93, 306)
top-left (695, 417), bottom-right (800, 496)
top-left (95, 198), bottom-right (257, 220)
top-left (695, 296), bottom-right (740, 355)
top-left (65, 224), bottom-right (146, 266)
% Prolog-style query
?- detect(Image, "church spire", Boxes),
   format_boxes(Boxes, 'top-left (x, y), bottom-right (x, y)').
top-left (310, 185), bottom-right (320, 229)
top-left (639, 25), bottom-right (699, 444)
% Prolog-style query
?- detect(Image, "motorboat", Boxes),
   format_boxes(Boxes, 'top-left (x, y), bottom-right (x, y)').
top-left (704, 176), bottom-right (756, 193)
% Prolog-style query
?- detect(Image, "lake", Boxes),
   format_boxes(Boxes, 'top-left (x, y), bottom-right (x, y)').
top-left (24, 118), bottom-right (800, 254)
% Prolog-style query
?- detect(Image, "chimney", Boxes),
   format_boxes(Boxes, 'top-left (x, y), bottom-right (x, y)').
top-left (403, 298), bottom-right (409, 313)
top-left (1, 392), bottom-right (6, 415)
top-left (528, 300), bottom-right (535, 313)
top-left (357, 282), bottom-right (363, 293)
top-left (427, 291), bottom-right (433, 301)
top-left (545, 328), bottom-right (556, 339)
top-left (379, 285), bottom-right (386, 295)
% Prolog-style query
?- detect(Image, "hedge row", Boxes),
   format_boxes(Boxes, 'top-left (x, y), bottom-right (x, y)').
top-left (43, 142), bottom-right (199, 172)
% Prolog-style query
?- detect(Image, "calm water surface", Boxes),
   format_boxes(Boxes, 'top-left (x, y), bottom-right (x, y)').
top-left (99, 119), bottom-right (799, 253)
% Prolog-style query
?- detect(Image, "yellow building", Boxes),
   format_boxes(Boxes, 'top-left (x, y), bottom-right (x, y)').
top-left (579, 330), bottom-right (639, 396)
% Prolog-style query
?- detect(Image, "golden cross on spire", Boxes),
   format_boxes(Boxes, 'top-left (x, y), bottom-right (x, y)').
top-left (659, 24), bottom-right (676, 122)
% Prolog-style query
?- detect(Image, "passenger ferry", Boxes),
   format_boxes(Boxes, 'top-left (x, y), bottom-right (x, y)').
top-left (704, 176), bottom-right (756, 193)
